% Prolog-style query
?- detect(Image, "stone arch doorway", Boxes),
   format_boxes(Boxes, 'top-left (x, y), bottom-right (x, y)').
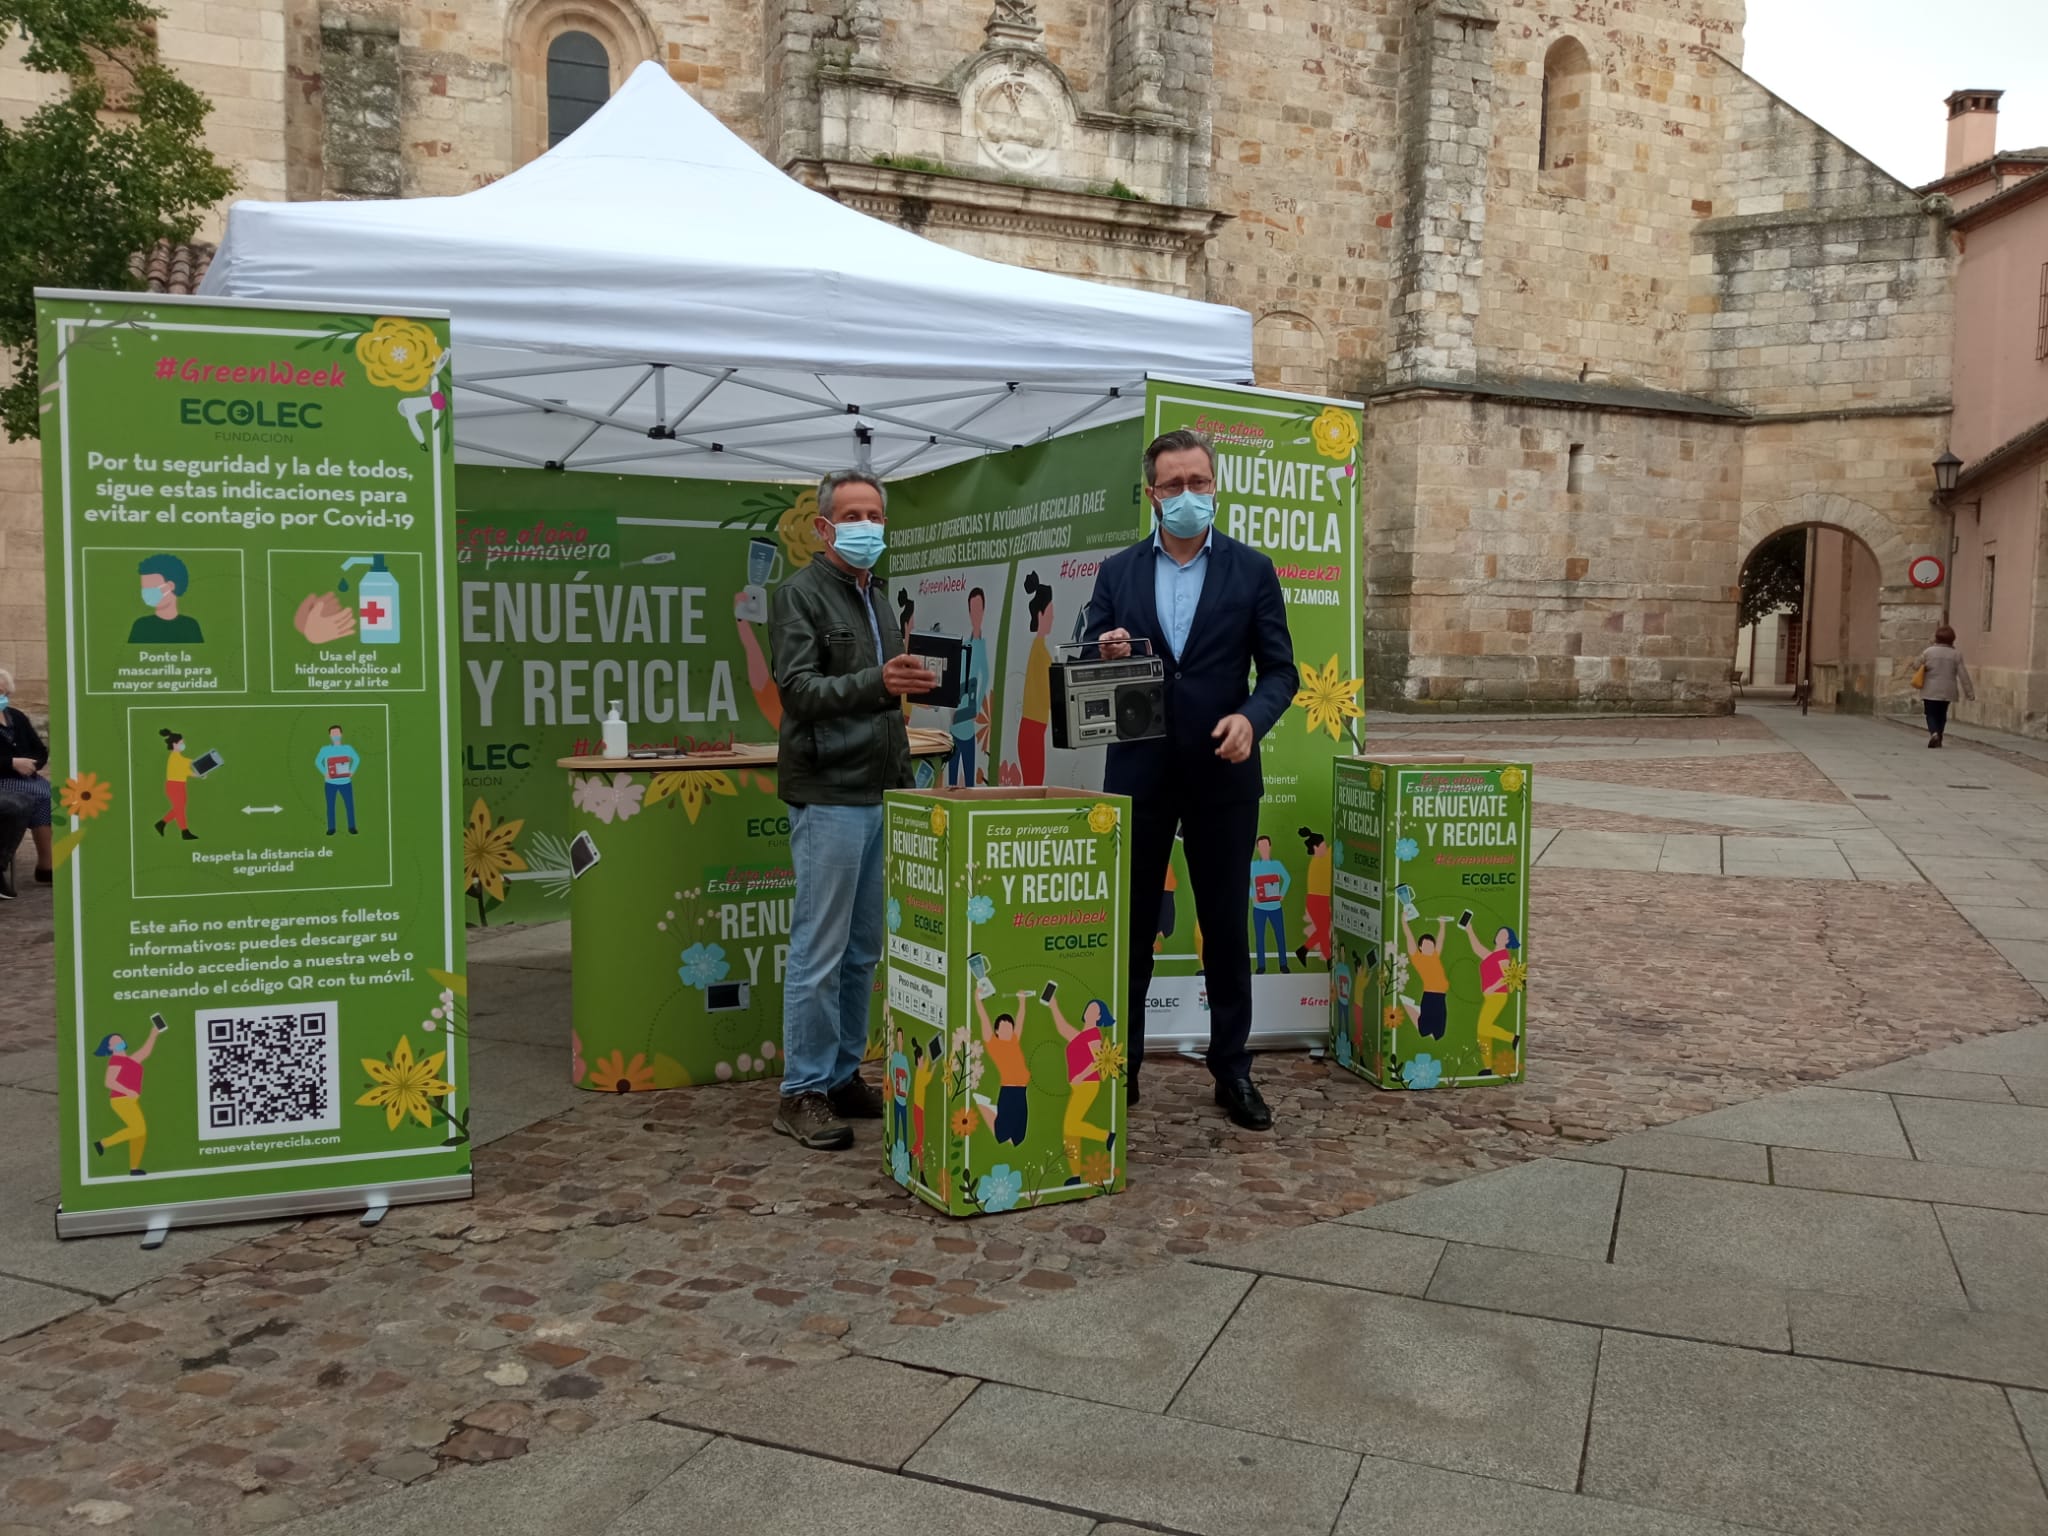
top-left (1737, 493), bottom-right (1937, 714)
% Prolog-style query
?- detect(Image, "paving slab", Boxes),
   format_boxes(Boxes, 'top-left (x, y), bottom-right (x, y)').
top-left (466, 965), bottom-right (575, 1048)
top-left (466, 1039), bottom-right (587, 1147)
top-left (2014, 1389), bottom-right (2048, 1487)
top-left (1338, 1157), bottom-right (1621, 1261)
top-left (1658, 1085), bottom-right (1910, 1157)
top-left (1425, 1243), bottom-right (1789, 1351)
top-left (1721, 838), bottom-right (1855, 880)
top-left (1955, 906), bottom-right (2048, 943)
top-left (1831, 1062), bottom-right (2016, 1103)
top-left (1335, 1456), bottom-right (1766, 1536)
top-left (1914, 1028), bottom-right (2048, 1079)
top-left (637, 1435), bottom-right (1090, 1536)
top-left (268, 1420), bottom-right (711, 1536)
top-left (0, 1272), bottom-right (89, 1342)
top-left (1791, 1289), bottom-right (2048, 1390)
top-left (2008, 1074), bottom-right (2048, 1107)
top-left (908, 1381), bottom-right (1357, 1536)
top-left (1936, 1205), bottom-right (2048, 1314)
top-left (657, 1355), bottom-right (977, 1470)
top-left (1538, 831), bottom-right (1664, 873)
top-left (1656, 835), bottom-right (1721, 876)
top-left (1584, 1331), bottom-right (2048, 1536)
top-left (1896, 1096), bottom-right (2048, 1173)
top-left (1191, 1222), bottom-right (1443, 1296)
top-left (1170, 1277), bottom-right (1599, 1491)
top-left (870, 1259), bottom-right (1251, 1412)
top-left (1771, 1146), bottom-right (2048, 1214)
top-left (0, 1045), bottom-right (55, 1087)
top-left (1610, 1171), bottom-right (1966, 1305)
top-left (1991, 938), bottom-right (2048, 984)
top-left (1559, 1131), bottom-right (1768, 1183)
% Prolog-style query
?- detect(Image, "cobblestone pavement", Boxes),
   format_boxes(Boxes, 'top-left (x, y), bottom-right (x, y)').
top-left (1540, 751), bottom-right (1848, 803)
top-left (1, 710), bottom-right (2043, 1534)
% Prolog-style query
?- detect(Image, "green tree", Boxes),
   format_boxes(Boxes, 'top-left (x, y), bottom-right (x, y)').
top-left (1739, 526), bottom-right (1806, 631)
top-left (0, 0), bottom-right (235, 440)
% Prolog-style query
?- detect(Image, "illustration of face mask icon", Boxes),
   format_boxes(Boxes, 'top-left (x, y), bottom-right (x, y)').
top-left (141, 584), bottom-right (165, 608)
top-left (736, 538), bottom-right (784, 623)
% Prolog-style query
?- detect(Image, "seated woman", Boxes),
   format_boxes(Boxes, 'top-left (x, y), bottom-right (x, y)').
top-left (0, 667), bottom-right (53, 899)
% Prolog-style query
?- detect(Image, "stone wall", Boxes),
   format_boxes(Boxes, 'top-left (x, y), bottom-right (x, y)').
top-left (1368, 391), bottom-right (1745, 710)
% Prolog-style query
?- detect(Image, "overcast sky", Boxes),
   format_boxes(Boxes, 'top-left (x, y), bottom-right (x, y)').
top-left (1743, 0), bottom-right (2048, 188)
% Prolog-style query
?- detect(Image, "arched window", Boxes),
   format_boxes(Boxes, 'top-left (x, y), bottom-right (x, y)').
top-left (547, 30), bottom-right (611, 146)
top-left (1538, 37), bottom-right (1592, 197)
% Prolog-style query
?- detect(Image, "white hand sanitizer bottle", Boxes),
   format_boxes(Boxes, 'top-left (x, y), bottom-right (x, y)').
top-left (601, 703), bottom-right (628, 759)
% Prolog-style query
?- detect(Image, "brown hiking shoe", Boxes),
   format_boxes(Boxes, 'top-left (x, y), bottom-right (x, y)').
top-left (827, 1073), bottom-right (885, 1120)
top-left (774, 1092), bottom-right (853, 1150)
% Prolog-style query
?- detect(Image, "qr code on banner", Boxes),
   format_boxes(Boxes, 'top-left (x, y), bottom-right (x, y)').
top-left (195, 1002), bottom-right (342, 1139)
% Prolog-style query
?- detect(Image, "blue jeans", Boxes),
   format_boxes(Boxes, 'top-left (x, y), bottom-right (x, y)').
top-left (1254, 906), bottom-right (1287, 970)
top-left (781, 802), bottom-right (886, 1097)
top-left (947, 733), bottom-right (976, 787)
top-left (324, 781), bottom-right (356, 833)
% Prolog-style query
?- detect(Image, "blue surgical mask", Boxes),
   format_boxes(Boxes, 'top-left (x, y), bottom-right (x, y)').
top-left (1158, 491), bottom-right (1215, 541)
top-left (141, 584), bottom-right (166, 608)
top-left (0, 694), bottom-right (10, 712)
top-left (830, 520), bottom-right (887, 570)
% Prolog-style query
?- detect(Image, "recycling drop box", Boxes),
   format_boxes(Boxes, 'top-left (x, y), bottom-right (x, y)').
top-left (1328, 756), bottom-right (1531, 1090)
top-left (881, 787), bottom-right (1130, 1216)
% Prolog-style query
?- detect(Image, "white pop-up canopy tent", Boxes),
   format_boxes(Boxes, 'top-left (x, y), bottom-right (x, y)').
top-left (200, 61), bottom-right (1252, 481)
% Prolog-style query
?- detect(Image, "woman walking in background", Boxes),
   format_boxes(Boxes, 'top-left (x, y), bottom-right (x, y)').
top-left (1916, 625), bottom-right (1974, 749)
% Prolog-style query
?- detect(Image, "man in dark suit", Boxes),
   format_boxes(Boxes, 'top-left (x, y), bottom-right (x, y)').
top-left (1084, 429), bottom-right (1298, 1129)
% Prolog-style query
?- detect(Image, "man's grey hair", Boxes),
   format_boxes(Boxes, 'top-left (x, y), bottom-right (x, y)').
top-left (0, 666), bottom-right (12, 693)
top-left (1143, 428), bottom-right (1215, 487)
top-left (817, 469), bottom-right (887, 520)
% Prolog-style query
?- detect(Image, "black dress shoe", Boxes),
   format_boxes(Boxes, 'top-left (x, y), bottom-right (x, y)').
top-left (1214, 1076), bottom-right (1273, 1131)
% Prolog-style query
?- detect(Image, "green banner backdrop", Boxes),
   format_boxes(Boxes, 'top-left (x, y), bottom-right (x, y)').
top-left (37, 293), bottom-right (469, 1236)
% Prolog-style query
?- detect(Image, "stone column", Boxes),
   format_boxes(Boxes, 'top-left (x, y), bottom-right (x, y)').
top-left (1109, 0), bottom-right (1167, 116)
top-left (318, 9), bottom-right (401, 199)
top-left (1387, 0), bottom-right (1496, 387)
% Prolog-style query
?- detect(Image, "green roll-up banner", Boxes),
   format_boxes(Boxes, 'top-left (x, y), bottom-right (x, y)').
top-left (1142, 378), bottom-right (1366, 1044)
top-left (37, 292), bottom-right (470, 1237)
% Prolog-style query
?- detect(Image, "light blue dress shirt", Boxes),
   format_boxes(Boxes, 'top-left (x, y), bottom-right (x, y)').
top-left (1153, 529), bottom-right (1212, 659)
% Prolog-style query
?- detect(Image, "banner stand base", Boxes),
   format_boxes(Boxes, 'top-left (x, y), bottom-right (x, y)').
top-left (56, 1175), bottom-right (473, 1242)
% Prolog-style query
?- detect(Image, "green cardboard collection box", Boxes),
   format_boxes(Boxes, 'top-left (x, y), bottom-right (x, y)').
top-left (1328, 756), bottom-right (1532, 1090)
top-left (881, 787), bottom-right (1130, 1216)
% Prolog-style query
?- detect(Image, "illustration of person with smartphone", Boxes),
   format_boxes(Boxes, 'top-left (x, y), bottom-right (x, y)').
top-left (92, 1016), bottom-right (169, 1175)
top-left (1399, 914), bottom-right (1452, 1040)
top-left (1047, 986), bottom-right (1116, 1168)
top-left (1295, 828), bottom-right (1332, 971)
top-left (911, 1034), bottom-right (938, 1166)
top-left (1250, 834), bottom-right (1291, 974)
top-left (1462, 917), bottom-right (1522, 1061)
top-left (887, 1022), bottom-right (913, 1148)
top-left (315, 724), bottom-right (361, 835)
top-left (154, 728), bottom-right (199, 840)
top-left (972, 989), bottom-right (1033, 1146)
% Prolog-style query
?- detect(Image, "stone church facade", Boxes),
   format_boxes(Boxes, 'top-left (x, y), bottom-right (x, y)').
top-left (0, 0), bottom-right (1959, 712)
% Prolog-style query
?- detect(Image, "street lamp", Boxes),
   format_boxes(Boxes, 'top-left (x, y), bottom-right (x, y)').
top-left (1933, 450), bottom-right (1962, 498)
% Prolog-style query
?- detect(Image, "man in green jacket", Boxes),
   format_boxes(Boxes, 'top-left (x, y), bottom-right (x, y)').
top-left (770, 469), bottom-right (935, 1149)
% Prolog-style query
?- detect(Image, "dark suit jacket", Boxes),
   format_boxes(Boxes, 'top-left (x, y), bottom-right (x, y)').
top-left (1081, 532), bottom-right (1297, 804)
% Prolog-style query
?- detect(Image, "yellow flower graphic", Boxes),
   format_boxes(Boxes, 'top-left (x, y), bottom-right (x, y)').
top-left (1086, 801), bottom-right (1119, 836)
top-left (1309, 405), bottom-right (1360, 462)
top-left (1366, 765), bottom-right (1385, 791)
top-left (1091, 1039), bottom-right (1127, 1081)
top-left (1499, 766), bottom-right (1526, 795)
top-left (462, 798), bottom-right (527, 904)
top-left (1490, 1045), bottom-right (1520, 1078)
top-left (1383, 1005), bottom-right (1403, 1031)
top-left (647, 769), bottom-right (738, 823)
top-left (950, 1106), bottom-right (979, 1138)
top-left (1293, 654), bottom-right (1365, 741)
top-left (777, 490), bottom-right (826, 569)
top-left (1079, 1150), bottom-right (1115, 1186)
top-left (930, 804), bottom-right (949, 837)
top-left (356, 1036), bottom-right (454, 1131)
top-left (355, 318), bottom-right (443, 393)
top-left (58, 772), bottom-right (114, 821)
top-left (1502, 958), bottom-right (1528, 993)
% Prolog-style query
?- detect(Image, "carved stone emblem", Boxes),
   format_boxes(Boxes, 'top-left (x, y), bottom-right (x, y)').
top-left (973, 71), bottom-right (1059, 171)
